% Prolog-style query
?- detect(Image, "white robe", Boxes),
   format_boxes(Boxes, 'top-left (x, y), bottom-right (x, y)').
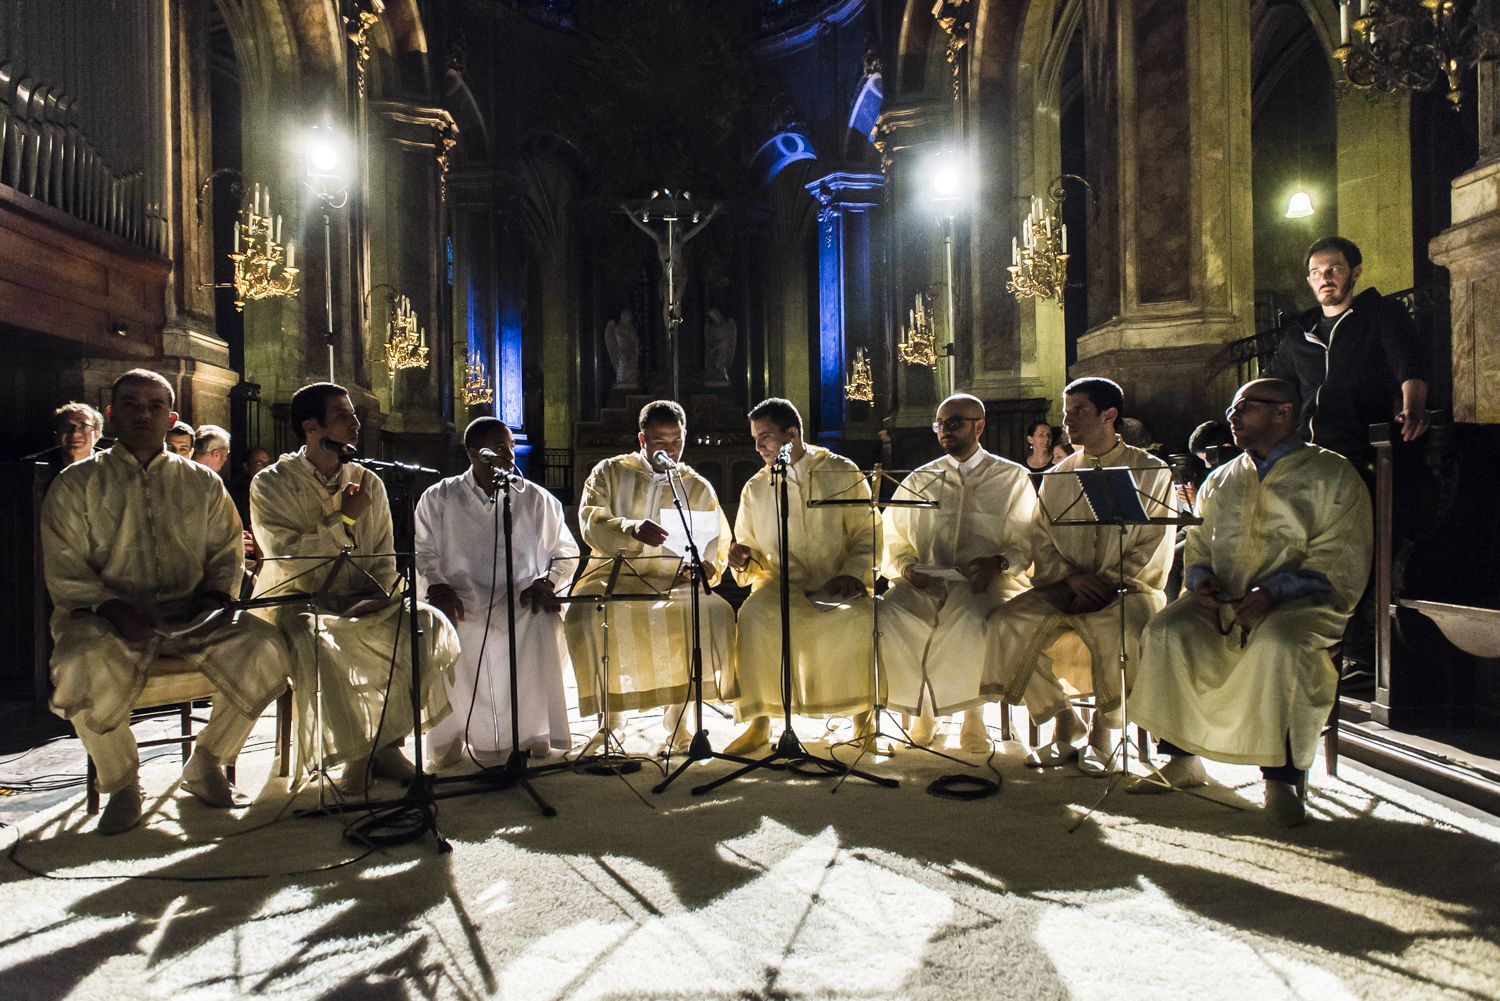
top-left (984, 439), bottom-right (1175, 722)
top-left (251, 449), bottom-right (460, 773)
top-left (1131, 445), bottom-right (1372, 769)
top-left (563, 451), bottom-right (735, 717)
top-left (724, 444), bottom-right (875, 721)
top-left (43, 446), bottom-right (289, 793)
top-left (879, 448), bottom-right (1036, 715)
top-left (415, 469), bottom-right (579, 758)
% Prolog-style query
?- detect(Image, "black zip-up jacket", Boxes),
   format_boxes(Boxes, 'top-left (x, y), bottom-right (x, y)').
top-left (1265, 286), bottom-right (1428, 452)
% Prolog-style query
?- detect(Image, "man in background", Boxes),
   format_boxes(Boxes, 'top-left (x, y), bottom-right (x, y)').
top-left (166, 421), bottom-right (195, 457)
top-left (193, 425), bottom-right (231, 474)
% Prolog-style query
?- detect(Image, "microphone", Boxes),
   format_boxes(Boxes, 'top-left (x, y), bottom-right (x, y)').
top-left (478, 449), bottom-right (526, 491)
top-left (652, 449), bottom-right (679, 472)
top-left (776, 441), bottom-right (794, 466)
top-left (320, 437), bottom-right (357, 464)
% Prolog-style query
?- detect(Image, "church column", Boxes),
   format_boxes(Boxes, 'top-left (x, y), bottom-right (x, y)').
top-left (1430, 61), bottom-right (1500, 425)
top-left (805, 171), bottom-right (885, 451)
top-left (1073, 0), bottom-right (1254, 448)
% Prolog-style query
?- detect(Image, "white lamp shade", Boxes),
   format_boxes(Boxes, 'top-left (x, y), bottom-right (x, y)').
top-left (1285, 190), bottom-right (1315, 219)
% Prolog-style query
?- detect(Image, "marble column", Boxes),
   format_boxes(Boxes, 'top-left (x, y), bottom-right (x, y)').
top-left (1072, 0), bottom-right (1254, 450)
top-left (1430, 62), bottom-right (1500, 425)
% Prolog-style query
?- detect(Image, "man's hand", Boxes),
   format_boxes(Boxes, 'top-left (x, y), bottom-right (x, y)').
top-left (967, 556), bottom-right (1008, 595)
top-left (1175, 482), bottom-right (1198, 509)
top-left (1232, 587), bottom-right (1275, 628)
top-left (94, 599), bottom-right (158, 644)
top-left (631, 519), bottom-right (670, 547)
top-left (1192, 574), bottom-right (1229, 610)
top-left (1065, 572), bottom-right (1113, 614)
top-left (188, 592), bottom-right (234, 637)
top-left (824, 575), bottom-right (866, 601)
top-left (902, 564), bottom-right (939, 589)
top-left (427, 583), bottom-right (464, 623)
top-left (340, 469), bottom-right (375, 521)
top-left (727, 542), bottom-right (752, 571)
top-left (519, 578), bottom-right (559, 615)
top-left (1397, 378), bottom-right (1430, 442)
top-left (243, 529), bottom-right (261, 561)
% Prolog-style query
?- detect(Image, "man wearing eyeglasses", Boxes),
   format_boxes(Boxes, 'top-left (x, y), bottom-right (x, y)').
top-left (1129, 379), bottom-right (1372, 826)
top-left (879, 394), bottom-right (1035, 752)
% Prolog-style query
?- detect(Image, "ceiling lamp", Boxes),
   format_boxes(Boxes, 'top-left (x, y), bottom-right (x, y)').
top-left (1285, 190), bottom-right (1315, 219)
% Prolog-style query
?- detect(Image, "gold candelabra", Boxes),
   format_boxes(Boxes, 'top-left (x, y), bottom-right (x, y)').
top-left (384, 294), bottom-right (429, 371)
top-left (463, 350), bottom-right (494, 406)
top-left (1007, 192), bottom-right (1069, 304)
top-left (1334, 0), bottom-right (1498, 107)
top-left (228, 183), bottom-right (298, 311)
top-left (899, 290), bottom-right (939, 368)
top-left (845, 347), bottom-right (874, 403)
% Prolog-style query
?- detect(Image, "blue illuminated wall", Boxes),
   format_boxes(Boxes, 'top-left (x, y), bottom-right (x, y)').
top-left (806, 172), bottom-right (884, 436)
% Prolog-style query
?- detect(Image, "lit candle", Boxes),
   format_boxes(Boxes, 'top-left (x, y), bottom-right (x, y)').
top-left (1045, 213), bottom-right (1052, 238)
top-left (233, 221), bottom-right (240, 253)
top-left (254, 183), bottom-right (260, 214)
top-left (1012, 236), bottom-right (1019, 264)
top-left (276, 215), bottom-right (282, 244)
top-left (1340, 2), bottom-right (1350, 44)
top-left (1359, 0), bottom-right (1368, 16)
top-left (263, 188), bottom-right (270, 221)
top-left (1061, 224), bottom-right (1067, 254)
top-left (286, 242), bottom-right (294, 269)
top-left (419, 324), bottom-right (426, 348)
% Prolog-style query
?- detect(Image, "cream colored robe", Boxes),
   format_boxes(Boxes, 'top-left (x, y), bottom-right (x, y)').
top-left (724, 444), bottom-right (875, 721)
top-left (44, 446), bottom-right (289, 793)
top-left (1132, 445), bottom-right (1372, 769)
top-left (984, 439), bottom-right (1175, 722)
top-left (564, 451), bottom-right (736, 717)
top-left (879, 449), bottom-right (1036, 715)
top-left (416, 469), bottom-right (579, 758)
top-left (251, 449), bottom-right (460, 773)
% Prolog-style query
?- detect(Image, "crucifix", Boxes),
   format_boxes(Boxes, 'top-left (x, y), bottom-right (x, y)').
top-left (623, 190), bottom-right (720, 400)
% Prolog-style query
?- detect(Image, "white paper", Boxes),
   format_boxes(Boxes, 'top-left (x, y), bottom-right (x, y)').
top-left (153, 605), bottom-right (225, 639)
top-left (912, 564), bottom-right (969, 583)
top-left (658, 508), bottom-right (720, 560)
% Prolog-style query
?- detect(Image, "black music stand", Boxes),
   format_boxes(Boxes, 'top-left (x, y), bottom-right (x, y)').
top-left (690, 454), bottom-right (898, 796)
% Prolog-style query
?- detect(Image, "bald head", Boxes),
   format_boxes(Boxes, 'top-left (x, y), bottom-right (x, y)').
top-left (1227, 379), bottom-right (1301, 458)
top-left (935, 393), bottom-right (986, 460)
top-left (938, 393), bottom-right (985, 419)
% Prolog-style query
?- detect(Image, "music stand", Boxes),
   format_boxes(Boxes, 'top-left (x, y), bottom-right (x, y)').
top-left (1030, 463), bottom-right (1203, 831)
top-left (689, 454), bottom-right (898, 796)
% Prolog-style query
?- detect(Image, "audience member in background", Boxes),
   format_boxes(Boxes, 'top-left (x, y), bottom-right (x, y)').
top-left (166, 421), bottom-right (195, 457)
top-left (27, 403), bottom-right (105, 477)
top-left (192, 425), bottom-right (231, 474)
top-left (1050, 426), bottom-right (1072, 464)
top-left (1165, 420), bottom-right (1236, 600)
top-left (1116, 417), bottom-right (1158, 452)
top-left (1021, 420), bottom-right (1056, 489)
top-left (244, 447), bottom-right (273, 478)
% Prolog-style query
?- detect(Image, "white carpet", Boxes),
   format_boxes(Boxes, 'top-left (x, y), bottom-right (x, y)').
top-left (2, 706), bottom-right (1498, 1001)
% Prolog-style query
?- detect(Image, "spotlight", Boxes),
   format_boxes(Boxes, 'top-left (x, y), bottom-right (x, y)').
top-left (1285, 190), bottom-right (1315, 219)
top-left (930, 150), bottom-right (965, 204)
top-left (311, 143), bottom-right (339, 174)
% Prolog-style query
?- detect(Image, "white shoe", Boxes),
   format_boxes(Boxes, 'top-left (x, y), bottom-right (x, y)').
top-left (959, 713), bottom-right (992, 753)
top-left (1025, 739), bottom-right (1081, 768)
top-left (1076, 742), bottom-right (1116, 776)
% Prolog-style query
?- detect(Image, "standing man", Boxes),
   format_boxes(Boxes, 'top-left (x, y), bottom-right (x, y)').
top-left (1130, 379), bottom-right (1372, 826)
top-left (880, 394), bottom-right (1035, 752)
top-left (722, 398), bottom-right (875, 755)
top-left (166, 421), bottom-right (195, 457)
top-left (417, 418), bottom-right (579, 766)
top-left (193, 425), bottom-right (231, 474)
top-left (564, 401), bottom-right (735, 756)
top-left (44, 370), bottom-right (288, 834)
top-left (985, 378), bottom-right (1174, 773)
top-left (251, 383), bottom-right (460, 791)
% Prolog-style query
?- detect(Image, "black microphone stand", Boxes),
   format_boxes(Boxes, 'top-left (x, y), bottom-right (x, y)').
top-left (691, 449), bottom-right (897, 796)
top-left (652, 462), bottom-right (764, 793)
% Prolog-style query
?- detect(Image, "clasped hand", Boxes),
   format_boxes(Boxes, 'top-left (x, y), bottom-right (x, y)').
top-left (429, 579), bottom-right (559, 619)
top-left (1065, 572), bottom-right (1115, 614)
top-left (94, 592), bottom-right (231, 644)
top-left (1192, 575), bottom-right (1273, 627)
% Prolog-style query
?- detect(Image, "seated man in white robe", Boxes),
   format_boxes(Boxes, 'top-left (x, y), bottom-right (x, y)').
top-left (880, 394), bottom-right (1035, 752)
top-left (44, 369), bottom-right (289, 834)
top-left (985, 377), bottom-right (1174, 774)
top-left (723, 398), bottom-right (875, 754)
top-left (564, 400), bottom-right (734, 756)
top-left (417, 417), bottom-right (579, 766)
top-left (251, 382), bottom-right (460, 791)
top-left (1130, 379), bottom-right (1372, 826)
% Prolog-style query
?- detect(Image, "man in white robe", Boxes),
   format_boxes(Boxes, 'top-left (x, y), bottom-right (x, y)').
top-left (417, 418), bottom-right (579, 765)
top-left (881, 394), bottom-right (1035, 753)
top-left (985, 377), bottom-right (1174, 773)
top-left (44, 369), bottom-right (288, 834)
top-left (564, 400), bottom-right (734, 756)
top-left (723, 398), bottom-right (876, 754)
top-left (1130, 379), bottom-right (1372, 826)
top-left (251, 383), bottom-right (460, 790)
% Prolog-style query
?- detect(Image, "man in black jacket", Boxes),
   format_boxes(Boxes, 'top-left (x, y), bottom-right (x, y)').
top-left (1266, 235), bottom-right (1430, 687)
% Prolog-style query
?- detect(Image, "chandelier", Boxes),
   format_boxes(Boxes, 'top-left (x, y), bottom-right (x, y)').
top-left (463, 350), bottom-right (494, 407)
top-left (1007, 192), bottom-right (1069, 304)
top-left (1335, 0), bottom-right (1498, 107)
top-left (899, 290), bottom-right (938, 368)
top-left (228, 183), bottom-right (298, 311)
top-left (384, 294), bottom-right (429, 371)
top-left (845, 347), bottom-right (874, 404)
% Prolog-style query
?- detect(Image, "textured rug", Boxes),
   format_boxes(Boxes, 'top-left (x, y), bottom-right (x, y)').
top-left (2, 706), bottom-right (1498, 1001)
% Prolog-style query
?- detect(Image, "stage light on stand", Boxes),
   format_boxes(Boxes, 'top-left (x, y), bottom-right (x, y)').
top-left (298, 122), bottom-right (353, 382)
top-left (929, 150), bottom-right (967, 397)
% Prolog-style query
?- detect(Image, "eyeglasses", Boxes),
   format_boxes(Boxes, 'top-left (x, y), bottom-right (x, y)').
top-left (1225, 397), bottom-right (1288, 420)
top-left (932, 417), bottom-right (981, 434)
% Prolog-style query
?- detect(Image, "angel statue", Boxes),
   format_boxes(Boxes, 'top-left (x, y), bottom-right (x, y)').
top-left (604, 307), bottom-right (641, 389)
top-left (704, 306), bottom-right (737, 387)
top-left (624, 200), bottom-right (721, 333)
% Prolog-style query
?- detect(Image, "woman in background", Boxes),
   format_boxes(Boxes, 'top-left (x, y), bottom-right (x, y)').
top-left (1022, 420), bottom-right (1056, 489)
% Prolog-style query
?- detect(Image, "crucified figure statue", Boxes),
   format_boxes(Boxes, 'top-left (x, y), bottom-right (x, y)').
top-left (623, 202), bottom-right (721, 334)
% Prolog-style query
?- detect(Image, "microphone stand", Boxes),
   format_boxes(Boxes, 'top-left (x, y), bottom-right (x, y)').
top-left (691, 450), bottom-right (897, 796)
top-left (652, 461), bottom-right (763, 793)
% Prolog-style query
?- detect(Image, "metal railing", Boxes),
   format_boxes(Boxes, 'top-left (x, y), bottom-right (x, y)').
top-left (542, 447), bottom-right (574, 503)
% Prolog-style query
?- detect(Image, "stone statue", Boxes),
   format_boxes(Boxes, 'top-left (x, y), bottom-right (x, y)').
top-left (624, 202), bottom-right (721, 333)
top-left (604, 307), bottom-right (641, 389)
top-left (704, 306), bottom-right (736, 387)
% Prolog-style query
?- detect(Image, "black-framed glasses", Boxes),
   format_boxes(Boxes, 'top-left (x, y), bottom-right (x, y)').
top-left (1224, 397), bottom-right (1288, 421)
top-left (932, 417), bottom-right (981, 434)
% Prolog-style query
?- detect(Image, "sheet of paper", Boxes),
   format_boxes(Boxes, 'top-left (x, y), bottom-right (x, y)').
top-left (154, 605), bottom-right (224, 639)
top-left (912, 564), bottom-right (969, 583)
top-left (658, 508), bottom-right (720, 560)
